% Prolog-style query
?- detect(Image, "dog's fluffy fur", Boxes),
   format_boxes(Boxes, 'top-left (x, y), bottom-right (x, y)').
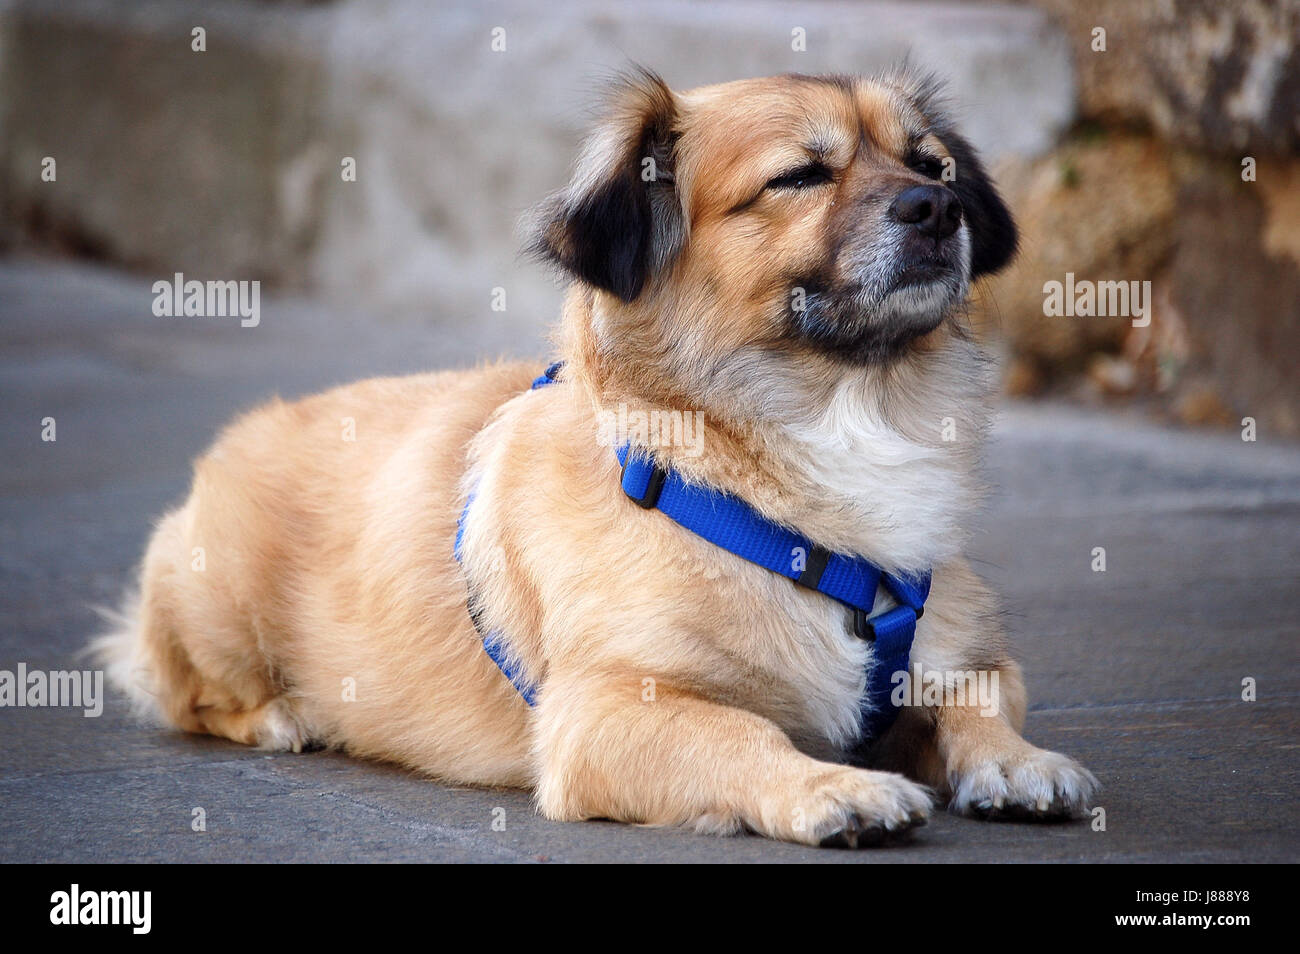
top-left (95, 69), bottom-right (1097, 847)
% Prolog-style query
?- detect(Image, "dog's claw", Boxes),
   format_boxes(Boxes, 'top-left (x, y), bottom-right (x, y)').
top-left (819, 819), bottom-right (860, 849)
top-left (819, 812), bottom-right (924, 849)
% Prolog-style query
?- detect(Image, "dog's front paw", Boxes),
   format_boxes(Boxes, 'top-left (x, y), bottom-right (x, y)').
top-left (761, 766), bottom-right (933, 848)
top-left (253, 699), bottom-right (311, 753)
top-left (949, 746), bottom-right (1098, 821)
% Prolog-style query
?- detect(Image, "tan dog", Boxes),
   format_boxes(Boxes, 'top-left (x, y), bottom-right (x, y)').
top-left (97, 69), bottom-right (1097, 848)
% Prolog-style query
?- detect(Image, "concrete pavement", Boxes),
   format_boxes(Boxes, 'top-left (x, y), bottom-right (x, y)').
top-left (1, 257), bottom-right (1296, 862)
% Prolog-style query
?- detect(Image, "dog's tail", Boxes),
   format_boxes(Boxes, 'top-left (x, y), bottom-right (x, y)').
top-left (86, 583), bottom-right (163, 723)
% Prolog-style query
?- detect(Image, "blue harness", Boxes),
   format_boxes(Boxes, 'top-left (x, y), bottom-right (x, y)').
top-left (455, 361), bottom-right (931, 740)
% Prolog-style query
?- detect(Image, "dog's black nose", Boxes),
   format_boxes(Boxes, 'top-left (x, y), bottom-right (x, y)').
top-left (889, 185), bottom-right (963, 240)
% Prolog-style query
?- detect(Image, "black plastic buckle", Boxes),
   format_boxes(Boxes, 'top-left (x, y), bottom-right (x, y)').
top-left (853, 605), bottom-right (923, 641)
top-left (622, 456), bottom-right (666, 509)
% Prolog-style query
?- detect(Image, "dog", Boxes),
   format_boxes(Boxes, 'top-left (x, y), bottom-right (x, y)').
top-left (96, 68), bottom-right (1097, 848)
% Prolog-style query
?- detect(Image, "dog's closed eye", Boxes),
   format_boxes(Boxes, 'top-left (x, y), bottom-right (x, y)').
top-left (765, 162), bottom-right (833, 191)
top-left (907, 153), bottom-right (945, 180)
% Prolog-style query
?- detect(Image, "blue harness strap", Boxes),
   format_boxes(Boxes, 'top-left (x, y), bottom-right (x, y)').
top-left (455, 489), bottom-right (540, 704)
top-left (455, 360), bottom-right (931, 740)
top-left (451, 363), bottom-right (564, 704)
top-left (618, 444), bottom-right (929, 739)
top-left (530, 360), bottom-right (565, 390)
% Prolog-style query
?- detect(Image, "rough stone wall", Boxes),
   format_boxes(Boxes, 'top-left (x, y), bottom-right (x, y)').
top-left (984, 0), bottom-right (1300, 435)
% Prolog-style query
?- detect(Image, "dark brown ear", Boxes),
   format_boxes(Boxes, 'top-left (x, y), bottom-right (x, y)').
top-left (940, 130), bottom-right (1018, 278)
top-left (900, 70), bottom-right (1018, 278)
top-left (527, 69), bottom-right (682, 303)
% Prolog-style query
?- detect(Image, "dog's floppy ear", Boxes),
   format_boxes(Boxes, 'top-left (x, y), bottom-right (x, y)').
top-left (941, 131), bottom-right (1018, 278)
top-left (528, 69), bottom-right (682, 303)
top-left (901, 71), bottom-right (1018, 278)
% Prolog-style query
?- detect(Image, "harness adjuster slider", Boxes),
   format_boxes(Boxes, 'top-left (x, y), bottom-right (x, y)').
top-left (622, 455), bottom-right (667, 509)
top-left (853, 604), bottom-right (924, 641)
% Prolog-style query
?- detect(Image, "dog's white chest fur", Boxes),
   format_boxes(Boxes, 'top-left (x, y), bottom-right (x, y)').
top-left (756, 584), bottom-right (891, 749)
top-left (769, 354), bottom-right (988, 574)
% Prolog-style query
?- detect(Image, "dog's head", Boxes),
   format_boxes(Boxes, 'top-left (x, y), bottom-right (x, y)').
top-left (530, 69), bottom-right (1015, 372)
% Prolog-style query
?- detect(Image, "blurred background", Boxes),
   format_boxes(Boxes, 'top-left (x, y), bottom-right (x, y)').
top-left (2, 0), bottom-right (1297, 435)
